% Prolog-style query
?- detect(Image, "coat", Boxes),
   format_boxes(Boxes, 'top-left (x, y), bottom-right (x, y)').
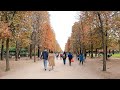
top-left (62, 53), bottom-right (67, 60)
top-left (79, 54), bottom-right (84, 61)
top-left (68, 53), bottom-right (73, 60)
top-left (48, 53), bottom-right (55, 66)
top-left (41, 50), bottom-right (48, 60)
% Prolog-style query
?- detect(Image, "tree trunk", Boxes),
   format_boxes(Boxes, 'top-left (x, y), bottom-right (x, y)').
top-left (38, 45), bottom-right (40, 58)
top-left (102, 32), bottom-right (107, 71)
top-left (80, 43), bottom-right (83, 54)
top-left (97, 12), bottom-right (106, 71)
top-left (89, 50), bottom-right (90, 56)
top-left (30, 44), bottom-right (32, 59)
top-left (90, 27), bottom-right (93, 58)
top-left (79, 46), bottom-right (81, 54)
top-left (34, 45), bottom-right (36, 62)
top-left (91, 43), bottom-right (93, 58)
top-left (106, 31), bottom-right (108, 60)
top-left (82, 45), bottom-right (85, 55)
top-left (89, 45), bottom-right (90, 56)
top-left (106, 45), bottom-right (108, 60)
top-left (18, 48), bottom-right (21, 59)
top-left (95, 48), bottom-right (97, 57)
top-left (109, 49), bottom-right (111, 54)
top-left (28, 45), bottom-right (29, 57)
top-left (6, 38), bottom-right (10, 71)
top-left (84, 49), bottom-right (87, 59)
top-left (118, 39), bottom-right (120, 53)
top-left (1, 39), bottom-right (4, 60)
top-left (15, 41), bottom-right (19, 61)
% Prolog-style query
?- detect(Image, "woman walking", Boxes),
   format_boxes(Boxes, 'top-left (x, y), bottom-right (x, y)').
top-left (62, 51), bottom-right (67, 65)
top-left (48, 51), bottom-right (55, 71)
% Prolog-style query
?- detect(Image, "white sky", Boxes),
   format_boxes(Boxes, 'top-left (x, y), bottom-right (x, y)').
top-left (49, 11), bottom-right (79, 51)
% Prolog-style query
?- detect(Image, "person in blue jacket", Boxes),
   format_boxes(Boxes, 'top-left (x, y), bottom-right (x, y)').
top-left (68, 52), bottom-right (73, 66)
top-left (41, 49), bottom-right (49, 71)
top-left (79, 53), bottom-right (85, 65)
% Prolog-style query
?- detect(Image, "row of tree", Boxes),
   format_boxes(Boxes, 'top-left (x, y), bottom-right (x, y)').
top-left (65, 11), bottom-right (120, 71)
top-left (0, 11), bottom-right (62, 71)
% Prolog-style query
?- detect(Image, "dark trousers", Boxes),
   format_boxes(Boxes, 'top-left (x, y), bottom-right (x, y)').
top-left (80, 60), bottom-right (83, 65)
top-left (63, 59), bottom-right (66, 65)
top-left (69, 59), bottom-right (71, 66)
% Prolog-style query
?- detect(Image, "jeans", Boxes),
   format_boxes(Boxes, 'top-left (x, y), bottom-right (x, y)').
top-left (63, 59), bottom-right (66, 65)
top-left (69, 59), bottom-right (71, 66)
top-left (80, 60), bottom-right (83, 65)
top-left (43, 59), bottom-right (47, 69)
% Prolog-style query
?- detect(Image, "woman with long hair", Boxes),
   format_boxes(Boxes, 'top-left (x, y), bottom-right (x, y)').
top-left (48, 51), bottom-right (55, 71)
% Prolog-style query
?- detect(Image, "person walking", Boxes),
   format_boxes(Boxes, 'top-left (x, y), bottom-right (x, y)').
top-left (77, 53), bottom-right (79, 61)
top-left (60, 53), bottom-right (63, 59)
top-left (48, 51), bottom-right (55, 71)
top-left (79, 53), bottom-right (85, 65)
top-left (68, 52), bottom-right (73, 66)
top-left (62, 51), bottom-right (67, 65)
top-left (41, 49), bottom-right (49, 71)
top-left (56, 52), bottom-right (59, 60)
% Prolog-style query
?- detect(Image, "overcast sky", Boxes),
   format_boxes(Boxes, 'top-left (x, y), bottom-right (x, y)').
top-left (49, 11), bottom-right (79, 51)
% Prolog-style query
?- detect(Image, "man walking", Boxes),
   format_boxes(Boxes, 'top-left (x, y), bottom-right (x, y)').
top-left (41, 49), bottom-right (49, 71)
top-left (68, 52), bottom-right (73, 66)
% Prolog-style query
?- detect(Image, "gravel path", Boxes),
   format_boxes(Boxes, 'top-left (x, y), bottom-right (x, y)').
top-left (0, 57), bottom-right (103, 79)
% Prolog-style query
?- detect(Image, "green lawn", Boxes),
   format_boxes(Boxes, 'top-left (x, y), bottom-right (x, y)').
top-left (112, 53), bottom-right (120, 58)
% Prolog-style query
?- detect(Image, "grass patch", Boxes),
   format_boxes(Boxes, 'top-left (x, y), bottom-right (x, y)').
top-left (112, 53), bottom-right (120, 58)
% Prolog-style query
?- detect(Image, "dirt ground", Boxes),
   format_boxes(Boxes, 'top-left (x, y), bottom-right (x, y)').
top-left (0, 56), bottom-right (120, 79)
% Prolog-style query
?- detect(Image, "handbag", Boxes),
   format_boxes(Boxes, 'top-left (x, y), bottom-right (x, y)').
top-left (71, 59), bottom-right (74, 62)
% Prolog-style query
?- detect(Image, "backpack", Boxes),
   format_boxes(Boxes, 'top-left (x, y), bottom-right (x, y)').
top-left (68, 54), bottom-right (73, 59)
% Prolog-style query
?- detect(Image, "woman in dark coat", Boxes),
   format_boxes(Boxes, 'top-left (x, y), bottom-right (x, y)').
top-left (62, 51), bottom-right (67, 65)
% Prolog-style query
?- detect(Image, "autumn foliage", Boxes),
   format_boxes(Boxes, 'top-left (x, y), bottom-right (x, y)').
top-left (0, 11), bottom-right (62, 71)
top-left (65, 11), bottom-right (120, 54)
